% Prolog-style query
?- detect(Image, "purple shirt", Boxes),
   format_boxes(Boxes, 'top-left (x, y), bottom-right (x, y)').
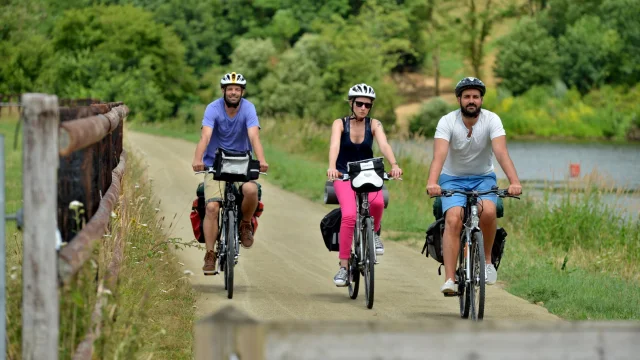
top-left (201, 98), bottom-right (260, 166)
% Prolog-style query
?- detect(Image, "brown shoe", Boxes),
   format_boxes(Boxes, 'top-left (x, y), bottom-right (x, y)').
top-left (239, 220), bottom-right (254, 249)
top-left (202, 250), bottom-right (217, 275)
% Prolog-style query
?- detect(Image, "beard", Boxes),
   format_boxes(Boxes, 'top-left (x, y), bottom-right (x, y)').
top-left (224, 94), bottom-right (241, 108)
top-left (460, 103), bottom-right (481, 117)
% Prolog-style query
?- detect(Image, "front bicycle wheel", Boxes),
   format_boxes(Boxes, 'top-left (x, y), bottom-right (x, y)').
top-left (225, 211), bottom-right (236, 299)
top-left (469, 231), bottom-right (486, 320)
top-left (363, 217), bottom-right (375, 309)
top-left (458, 239), bottom-right (469, 318)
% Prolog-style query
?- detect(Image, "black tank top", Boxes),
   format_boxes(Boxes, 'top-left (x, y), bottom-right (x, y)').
top-left (336, 116), bottom-right (374, 174)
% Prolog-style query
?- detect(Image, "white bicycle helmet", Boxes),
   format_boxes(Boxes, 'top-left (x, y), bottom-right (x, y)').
top-left (220, 72), bottom-right (247, 88)
top-left (348, 83), bottom-right (376, 100)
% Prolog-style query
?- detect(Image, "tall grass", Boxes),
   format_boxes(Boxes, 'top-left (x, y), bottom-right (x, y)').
top-left (3, 116), bottom-right (196, 359)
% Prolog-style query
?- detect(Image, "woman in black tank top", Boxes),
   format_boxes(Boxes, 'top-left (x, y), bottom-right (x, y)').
top-left (326, 83), bottom-right (404, 287)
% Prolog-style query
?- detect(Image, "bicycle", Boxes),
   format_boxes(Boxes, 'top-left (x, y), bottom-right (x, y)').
top-left (335, 157), bottom-right (401, 309)
top-left (195, 149), bottom-right (265, 299)
top-left (430, 187), bottom-right (519, 320)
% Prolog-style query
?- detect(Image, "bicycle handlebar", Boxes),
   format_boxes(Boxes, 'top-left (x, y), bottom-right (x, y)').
top-left (430, 188), bottom-right (520, 199)
top-left (194, 167), bottom-right (268, 176)
top-left (334, 172), bottom-right (402, 181)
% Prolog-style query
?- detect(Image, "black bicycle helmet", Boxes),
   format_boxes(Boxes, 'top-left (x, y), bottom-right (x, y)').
top-left (454, 77), bottom-right (486, 97)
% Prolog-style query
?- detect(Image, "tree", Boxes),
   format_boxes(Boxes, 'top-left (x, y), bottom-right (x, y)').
top-left (311, 11), bottom-right (402, 124)
top-left (37, 4), bottom-right (196, 120)
top-left (419, 0), bottom-right (458, 95)
top-left (494, 18), bottom-right (560, 95)
top-left (598, 0), bottom-right (640, 85)
top-left (258, 35), bottom-right (327, 119)
top-left (537, 0), bottom-right (603, 38)
top-left (557, 16), bottom-right (622, 94)
top-left (153, 0), bottom-right (226, 76)
top-left (457, 0), bottom-right (519, 79)
top-left (229, 38), bottom-right (278, 104)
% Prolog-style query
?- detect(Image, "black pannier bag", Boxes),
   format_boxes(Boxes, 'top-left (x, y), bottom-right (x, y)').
top-left (320, 208), bottom-right (342, 252)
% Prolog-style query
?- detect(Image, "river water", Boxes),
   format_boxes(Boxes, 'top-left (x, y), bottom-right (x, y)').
top-left (390, 139), bottom-right (640, 218)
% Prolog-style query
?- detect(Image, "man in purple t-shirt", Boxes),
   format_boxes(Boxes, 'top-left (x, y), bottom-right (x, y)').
top-left (192, 72), bottom-right (269, 275)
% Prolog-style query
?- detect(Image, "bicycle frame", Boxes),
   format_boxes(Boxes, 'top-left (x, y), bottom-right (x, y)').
top-left (218, 181), bottom-right (240, 270)
top-left (461, 194), bottom-right (482, 287)
top-left (354, 192), bottom-right (375, 268)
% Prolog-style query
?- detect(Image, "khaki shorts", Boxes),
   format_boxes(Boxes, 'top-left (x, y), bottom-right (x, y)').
top-left (204, 173), bottom-right (260, 204)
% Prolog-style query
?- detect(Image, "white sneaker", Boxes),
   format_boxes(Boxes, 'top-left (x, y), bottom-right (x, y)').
top-left (440, 278), bottom-right (456, 294)
top-left (333, 267), bottom-right (348, 287)
top-left (374, 234), bottom-right (384, 255)
top-left (485, 264), bottom-right (497, 285)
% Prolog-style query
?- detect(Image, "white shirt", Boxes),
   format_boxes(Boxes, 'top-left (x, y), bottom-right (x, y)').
top-left (434, 109), bottom-right (506, 176)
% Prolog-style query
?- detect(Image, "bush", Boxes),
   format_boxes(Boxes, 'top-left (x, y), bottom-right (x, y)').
top-left (409, 97), bottom-right (455, 135)
top-left (486, 84), bottom-right (640, 139)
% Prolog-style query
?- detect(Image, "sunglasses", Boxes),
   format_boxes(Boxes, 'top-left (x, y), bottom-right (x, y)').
top-left (354, 101), bottom-right (372, 109)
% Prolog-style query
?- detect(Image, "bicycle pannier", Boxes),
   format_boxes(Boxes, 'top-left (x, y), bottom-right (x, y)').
top-left (422, 217), bottom-right (445, 263)
top-left (491, 227), bottom-right (508, 270)
top-left (348, 158), bottom-right (385, 193)
top-left (320, 208), bottom-right (341, 252)
top-left (190, 182), bottom-right (206, 243)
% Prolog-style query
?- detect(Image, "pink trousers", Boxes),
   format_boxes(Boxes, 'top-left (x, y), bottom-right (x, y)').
top-left (334, 180), bottom-right (384, 260)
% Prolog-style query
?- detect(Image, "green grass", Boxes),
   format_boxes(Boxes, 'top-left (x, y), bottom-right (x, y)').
top-left (3, 115), bottom-right (196, 359)
top-left (130, 115), bottom-right (640, 320)
top-left (499, 238), bottom-right (640, 320)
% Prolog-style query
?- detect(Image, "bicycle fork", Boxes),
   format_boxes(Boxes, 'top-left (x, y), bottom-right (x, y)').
top-left (465, 204), bottom-right (481, 284)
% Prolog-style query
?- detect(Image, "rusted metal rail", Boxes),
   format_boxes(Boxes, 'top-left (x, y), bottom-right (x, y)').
top-left (71, 282), bottom-right (108, 360)
top-left (59, 105), bottom-right (129, 156)
top-left (58, 150), bottom-right (127, 285)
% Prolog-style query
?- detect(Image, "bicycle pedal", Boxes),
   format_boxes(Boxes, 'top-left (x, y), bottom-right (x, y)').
top-left (443, 292), bottom-right (458, 297)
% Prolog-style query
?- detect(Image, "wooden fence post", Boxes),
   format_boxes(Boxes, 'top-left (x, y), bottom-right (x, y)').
top-left (195, 306), bottom-right (265, 360)
top-left (21, 93), bottom-right (60, 360)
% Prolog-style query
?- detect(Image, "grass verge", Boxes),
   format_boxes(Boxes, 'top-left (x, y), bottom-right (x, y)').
top-left (3, 115), bottom-right (196, 359)
top-left (130, 115), bottom-right (640, 320)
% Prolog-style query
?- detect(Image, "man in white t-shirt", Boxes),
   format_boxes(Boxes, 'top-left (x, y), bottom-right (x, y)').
top-left (426, 77), bottom-right (522, 294)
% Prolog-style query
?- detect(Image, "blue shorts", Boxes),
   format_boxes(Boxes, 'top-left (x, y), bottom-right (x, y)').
top-left (438, 173), bottom-right (498, 214)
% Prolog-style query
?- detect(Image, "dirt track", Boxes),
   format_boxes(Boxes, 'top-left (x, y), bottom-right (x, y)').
top-left (127, 131), bottom-right (560, 322)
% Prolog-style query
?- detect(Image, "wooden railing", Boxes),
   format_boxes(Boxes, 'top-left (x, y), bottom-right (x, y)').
top-left (195, 305), bottom-right (640, 360)
top-left (17, 93), bottom-right (128, 360)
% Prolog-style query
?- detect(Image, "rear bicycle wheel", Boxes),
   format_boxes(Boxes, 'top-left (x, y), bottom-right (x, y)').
top-left (348, 253), bottom-right (360, 299)
top-left (363, 217), bottom-right (375, 309)
top-left (225, 211), bottom-right (236, 299)
top-left (469, 231), bottom-right (486, 320)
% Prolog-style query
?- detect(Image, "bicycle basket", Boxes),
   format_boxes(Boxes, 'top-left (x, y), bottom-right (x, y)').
top-left (347, 158), bottom-right (385, 193)
top-left (212, 148), bottom-right (260, 182)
